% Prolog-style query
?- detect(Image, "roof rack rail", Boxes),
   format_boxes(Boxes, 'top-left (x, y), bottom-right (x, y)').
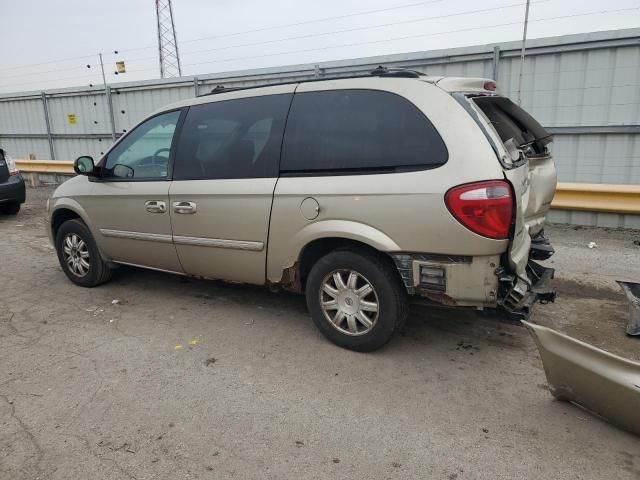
top-left (198, 66), bottom-right (425, 97)
top-left (370, 65), bottom-right (424, 78)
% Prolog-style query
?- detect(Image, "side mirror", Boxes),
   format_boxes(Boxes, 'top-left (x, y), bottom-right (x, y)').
top-left (113, 164), bottom-right (134, 178)
top-left (74, 156), bottom-right (95, 175)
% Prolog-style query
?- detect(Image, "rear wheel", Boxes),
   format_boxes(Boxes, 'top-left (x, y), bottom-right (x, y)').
top-left (305, 249), bottom-right (408, 352)
top-left (0, 202), bottom-right (20, 215)
top-left (55, 219), bottom-right (112, 287)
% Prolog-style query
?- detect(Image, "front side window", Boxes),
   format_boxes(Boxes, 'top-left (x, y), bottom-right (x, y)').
top-left (281, 89), bottom-right (448, 174)
top-left (102, 110), bottom-right (181, 180)
top-left (173, 94), bottom-right (292, 180)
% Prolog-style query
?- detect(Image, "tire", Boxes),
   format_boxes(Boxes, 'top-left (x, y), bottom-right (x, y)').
top-left (305, 249), bottom-right (408, 352)
top-left (55, 219), bottom-right (112, 287)
top-left (0, 202), bottom-right (20, 215)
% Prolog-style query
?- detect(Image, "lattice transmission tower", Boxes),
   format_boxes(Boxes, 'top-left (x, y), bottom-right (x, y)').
top-left (155, 0), bottom-right (182, 78)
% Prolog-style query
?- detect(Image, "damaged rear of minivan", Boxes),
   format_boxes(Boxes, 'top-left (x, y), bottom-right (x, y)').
top-left (447, 80), bottom-right (558, 318)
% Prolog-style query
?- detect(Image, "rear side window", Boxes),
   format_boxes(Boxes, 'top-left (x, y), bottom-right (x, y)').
top-left (281, 89), bottom-right (447, 174)
top-left (173, 94), bottom-right (292, 180)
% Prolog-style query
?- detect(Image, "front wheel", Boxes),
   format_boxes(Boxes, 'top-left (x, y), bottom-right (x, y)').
top-left (305, 249), bottom-right (408, 352)
top-left (55, 219), bottom-right (112, 287)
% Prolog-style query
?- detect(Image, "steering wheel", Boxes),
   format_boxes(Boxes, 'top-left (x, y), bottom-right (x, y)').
top-left (151, 148), bottom-right (171, 164)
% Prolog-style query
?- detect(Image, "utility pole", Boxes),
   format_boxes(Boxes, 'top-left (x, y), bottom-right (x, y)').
top-left (155, 0), bottom-right (182, 78)
top-left (516, 0), bottom-right (531, 105)
top-left (98, 53), bottom-right (116, 140)
top-left (98, 53), bottom-right (107, 91)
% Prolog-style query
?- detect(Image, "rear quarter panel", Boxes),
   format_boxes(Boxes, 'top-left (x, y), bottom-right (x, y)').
top-left (267, 78), bottom-right (507, 283)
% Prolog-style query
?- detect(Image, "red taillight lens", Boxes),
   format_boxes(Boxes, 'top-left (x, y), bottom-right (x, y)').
top-left (483, 80), bottom-right (497, 91)
top-left (445, 180), bottom-right (513, 239)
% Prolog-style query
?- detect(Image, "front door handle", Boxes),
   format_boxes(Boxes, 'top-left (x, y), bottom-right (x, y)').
top-left (145, 200), bottom-right (166, 213)
top-left (173, 201), bottom-right (197, 214)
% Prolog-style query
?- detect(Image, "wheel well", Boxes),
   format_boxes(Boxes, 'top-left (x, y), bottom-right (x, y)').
top-left (297, 237), bottom-right (397, 291)
top-left (51, 209), bottom-right (81, 238)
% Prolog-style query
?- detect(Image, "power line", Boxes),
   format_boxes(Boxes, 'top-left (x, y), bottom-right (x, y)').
top-left (0, 5), bottom-right (636, 90)
top-left (117, 0), bottom-right (447, 53)
top-left (0, 53), bottom-right (96, 73)
top-left (177, 6), bottom-right (640, 70)
top-left (0, 73), bottom-right (103, 89)
top-left (92, 0), bottom-right (547, 67)
top-left (179, 1), bottom-right (548, 59)
top-left (124, 5), bottom-right (638, 74)
top-left (0, 0), bottom-right (445, 73)
top-left (0, 0), bottom-right (535, 81)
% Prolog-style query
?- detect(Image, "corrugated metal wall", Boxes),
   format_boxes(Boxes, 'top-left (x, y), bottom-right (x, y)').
top-left (1, 28), bottom-right (639, 227)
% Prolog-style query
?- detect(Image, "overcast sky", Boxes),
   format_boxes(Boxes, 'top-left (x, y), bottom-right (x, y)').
top-left (0, 0), bottom-right (638, 93)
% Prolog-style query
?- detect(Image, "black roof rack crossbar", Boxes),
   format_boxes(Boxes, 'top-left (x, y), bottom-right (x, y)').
top-left (198, 66), bottom-right (426, 97)
top-left (370, 65), bottom-right (424, 78)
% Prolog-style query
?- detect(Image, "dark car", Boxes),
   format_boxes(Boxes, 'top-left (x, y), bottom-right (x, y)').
top-left (0, 148), bottom-right (26, 215)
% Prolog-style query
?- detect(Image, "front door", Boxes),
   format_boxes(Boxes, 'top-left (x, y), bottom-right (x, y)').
top-left (84, 109), bottom-right (184, 272)
top-left (169, 89), bottom-right (294, 284)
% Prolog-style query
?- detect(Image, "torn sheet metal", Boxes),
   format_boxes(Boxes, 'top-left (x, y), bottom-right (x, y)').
top-left (617, 281), bottom-right (640, 336)
top-left (523, 320), bottom-right (640, 437)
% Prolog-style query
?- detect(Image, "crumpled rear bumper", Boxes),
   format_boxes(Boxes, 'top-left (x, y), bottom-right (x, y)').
top-left (498, 259), bottom-right (556, 319)
top-left (523, 320), bottom-right (640, 437)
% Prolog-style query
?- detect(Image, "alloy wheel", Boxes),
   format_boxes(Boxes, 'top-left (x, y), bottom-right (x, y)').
top-left (62, 233), bottom-right (90, 277)
top-left (319, 269), bottom-right (379, 336)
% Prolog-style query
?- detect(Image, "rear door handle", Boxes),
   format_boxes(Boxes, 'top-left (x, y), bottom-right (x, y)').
top-left (145, 200), bottom-right (166, 213)
top-left (173, 201), bottom-right (197, 214)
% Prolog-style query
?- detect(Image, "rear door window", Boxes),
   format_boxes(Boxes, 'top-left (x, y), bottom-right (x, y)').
top-left (281, 89), bottom-right (447, 174)
top-left (173, 94), bottom-right (292, 180)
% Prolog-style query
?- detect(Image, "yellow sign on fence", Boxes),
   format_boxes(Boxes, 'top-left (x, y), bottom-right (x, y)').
top-left (67, 114), bottom-right (77, 125)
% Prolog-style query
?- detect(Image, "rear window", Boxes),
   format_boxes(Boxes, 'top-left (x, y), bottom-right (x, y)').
top-left (472, 96), bottom-right (551, 149)
top-left (281, 89), bottom-right (448, 174)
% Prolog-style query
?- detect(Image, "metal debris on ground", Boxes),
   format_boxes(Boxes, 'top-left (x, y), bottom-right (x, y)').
top-left (617, 281), bottom-right (640, 336)
top-left (523, 320), bottom-right (640, 437)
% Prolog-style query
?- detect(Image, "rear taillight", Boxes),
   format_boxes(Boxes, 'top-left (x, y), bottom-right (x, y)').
top-left (6, 155), bottom-right (18, 176)
top-left (445, 180), bottom-right (513, 239)
top-left (483, 80), bottom-right (497, 91)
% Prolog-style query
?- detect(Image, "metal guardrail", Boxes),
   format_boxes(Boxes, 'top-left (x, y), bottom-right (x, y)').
top-left (16, 159), bottom-right (74, 175)
top-left (553, 182), bottom-right (640, 215)
top-left (14, 161), bottom-right (640, 215)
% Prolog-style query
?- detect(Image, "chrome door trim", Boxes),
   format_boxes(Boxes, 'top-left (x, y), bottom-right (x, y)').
top-left (173, 235), bottom-right (264, 251)
top-left (100, 229), bottom-right (173, 244)
top-left (100, 229), bottom-right (263, 251)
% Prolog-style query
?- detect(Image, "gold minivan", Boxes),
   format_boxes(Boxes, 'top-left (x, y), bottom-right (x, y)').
top-left (47, 68), bottom-right (557, 351)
